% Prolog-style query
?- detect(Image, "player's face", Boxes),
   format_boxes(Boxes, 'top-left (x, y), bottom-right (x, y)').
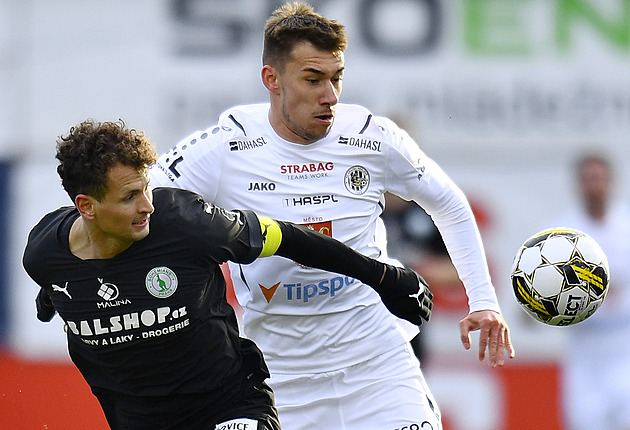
top-left (272, 41), bottom-right (344, 144)
top-left (91, 164), bottom-right (154, 249)
top-left (580, 160), bottom-right (610, 203)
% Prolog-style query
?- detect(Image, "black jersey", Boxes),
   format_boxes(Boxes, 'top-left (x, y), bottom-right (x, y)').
top-left (23, 187), bottom-right (271, 427)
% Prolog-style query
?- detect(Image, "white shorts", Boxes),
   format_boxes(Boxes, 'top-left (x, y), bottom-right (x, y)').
top-left (268, 343), bottom-right (442, 430)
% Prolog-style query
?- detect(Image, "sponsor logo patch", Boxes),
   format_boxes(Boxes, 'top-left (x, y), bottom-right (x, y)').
top-left (283, 195), bottom-right (339, 207)
top-left (247, 182), bottom-right (276, 191)
top-left (303, 221), bottom-right (332, 237)
top-left (338, 136), bottom-right (382, 152)
top-left (229, 136), bottom-right (267, 151)
top-left (280, 162), bottom-right (334, 174)
top-left (259, 276), bottom-right (355, 303)
top-left (215, 418), bottom-right (258, 430)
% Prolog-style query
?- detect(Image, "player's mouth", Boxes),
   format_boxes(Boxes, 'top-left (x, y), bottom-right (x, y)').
top-left (315, 112), bottom-right (334, 125)
top-left (133, 217), bottom-right (149, 228)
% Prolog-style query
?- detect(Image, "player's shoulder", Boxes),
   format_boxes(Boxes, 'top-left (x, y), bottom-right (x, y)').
top-left (152, 104), bottom-right (270, 182)
top-left (149, 187), bottom-right (212, 240)
top-left (218, 103), bottom-right (270, 136)
top-left (334, 103), bottom-right (410, 151)
top-left (152, 187), bottom-right (202, 214)
top-left (335, 103), bottom-right (373, 127)
top-left (152, 187), bottom-right (242, 228)
top-left (173, 103), bottom-right (268, 147)
top-left (29, 207), bottom-right (74, 238)
top-left (336, 103), bottom-right (398, 136)
top-left (220, 103), bottom-right (269, 119)
top-left (151, 187), bottom-right (258, 250)
top-left (24, 206), bottom-right (75, 267)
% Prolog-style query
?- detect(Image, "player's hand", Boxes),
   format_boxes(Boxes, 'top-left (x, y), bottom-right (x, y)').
top-left (36, 288), bottom-right (56, 322)
top-left (374, 266), bottom-right (433, 325)
top-left (459, 310), bottom-right (515, 367)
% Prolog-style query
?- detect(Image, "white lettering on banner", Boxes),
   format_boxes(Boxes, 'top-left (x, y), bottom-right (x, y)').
top-left (215, 418), bottom-right (258, 430)
top-left (162, 0), bottom-right (630, 145)
top-left (170, 0), bottom-right (630, 56)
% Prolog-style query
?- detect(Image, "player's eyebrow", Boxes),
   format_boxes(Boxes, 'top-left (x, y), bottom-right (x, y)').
top-left (302, 67), bottom-right (345, 75)
top-left (302, 67), bottom-right (324, 75)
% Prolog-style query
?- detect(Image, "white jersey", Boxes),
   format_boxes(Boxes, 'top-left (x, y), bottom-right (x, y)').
top-left (556, 203), bottom-right (630, 430)
top-left (557, 203), bottom-right (630, 328)
top-left (150, 103), bottom-right (500, 374)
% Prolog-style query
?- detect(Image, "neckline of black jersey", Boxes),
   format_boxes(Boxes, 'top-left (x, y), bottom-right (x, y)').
top-left (59, 207), bottom-right (139, 263)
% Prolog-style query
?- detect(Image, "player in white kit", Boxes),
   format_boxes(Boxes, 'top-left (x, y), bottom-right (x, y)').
top-left (556, 154), bottom-right (630, 430)
top-left (151, 3), bottom-right (515, 429)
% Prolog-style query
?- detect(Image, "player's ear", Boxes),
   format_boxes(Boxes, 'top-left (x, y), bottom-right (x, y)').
top-left (75, 194), bottom-right (96, 220)
top-left (262, 65), bottom-right (280, 94)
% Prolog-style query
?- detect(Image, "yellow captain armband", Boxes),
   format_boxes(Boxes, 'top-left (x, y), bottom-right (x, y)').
top-left (257, 215), bottom-right (283, 257)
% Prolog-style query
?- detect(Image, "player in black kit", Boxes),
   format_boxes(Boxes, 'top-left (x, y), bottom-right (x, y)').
top-left (22, 119), bottom-right (433, 430)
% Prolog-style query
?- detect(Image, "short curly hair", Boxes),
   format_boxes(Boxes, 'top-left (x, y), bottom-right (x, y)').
top-left (263, 2), bottom-right (347, 71)
top-left (56, 119), bottom-right (157, 201)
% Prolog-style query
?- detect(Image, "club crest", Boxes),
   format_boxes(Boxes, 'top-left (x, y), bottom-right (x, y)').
top-left (145, 266), bottom-right (178, 298)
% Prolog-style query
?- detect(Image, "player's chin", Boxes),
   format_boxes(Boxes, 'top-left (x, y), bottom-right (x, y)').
top-left (131, 222), bottom-right (151, 240)
top-left (309, 123), bottom-right (332, 141)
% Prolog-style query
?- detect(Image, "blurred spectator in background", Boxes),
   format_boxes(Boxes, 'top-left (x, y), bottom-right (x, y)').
top-left (556, 153), bottom-right (630, 430)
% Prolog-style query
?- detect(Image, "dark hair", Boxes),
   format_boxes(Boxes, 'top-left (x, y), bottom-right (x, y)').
top-left (263, 2), bottom-right (347, 70)
top-left (56, 119), bottom-right (157, 201)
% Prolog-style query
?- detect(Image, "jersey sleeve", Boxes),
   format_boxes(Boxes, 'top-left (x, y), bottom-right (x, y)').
top-left (149, 126), bottom-right (228, 202)
top-left (270, 218), bottom-right (385, 289)
top-left (245, 215), bottom-right (388, 289)
top-left (23, 226), bottom-right (48, 288)
top-left (377, 117), bottom-right (501, 313)
top-left (23, 209), bottom-right (70, 321)
top-left (157, 188), bottom-right (263, 265)
top-left (22, 208), bottom-right (69, 288)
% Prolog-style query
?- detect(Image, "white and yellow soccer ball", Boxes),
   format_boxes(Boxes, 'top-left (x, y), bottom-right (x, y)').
top-left (511, 227), bottom-right (610, 326)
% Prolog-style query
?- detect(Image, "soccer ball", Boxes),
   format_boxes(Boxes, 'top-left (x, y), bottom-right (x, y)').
top-left (511, 227), bottom-right (610, 326)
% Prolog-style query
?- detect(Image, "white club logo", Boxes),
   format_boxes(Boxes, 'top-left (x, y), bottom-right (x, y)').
top-left (97, 278), bottom-right (119, 301)
top-left (145, 267), bottom-right (178, 298)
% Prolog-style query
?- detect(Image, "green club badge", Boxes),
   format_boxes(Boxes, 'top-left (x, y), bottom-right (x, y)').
top-left (145, 266), bottom-right (178, 298)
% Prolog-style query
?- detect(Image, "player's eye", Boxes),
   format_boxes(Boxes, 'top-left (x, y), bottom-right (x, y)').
top-left (124, 190), bottom-right (140, 202)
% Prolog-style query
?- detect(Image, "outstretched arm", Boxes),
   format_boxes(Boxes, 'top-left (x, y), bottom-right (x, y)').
top-left (256, 215), bottom-right (433, 325)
